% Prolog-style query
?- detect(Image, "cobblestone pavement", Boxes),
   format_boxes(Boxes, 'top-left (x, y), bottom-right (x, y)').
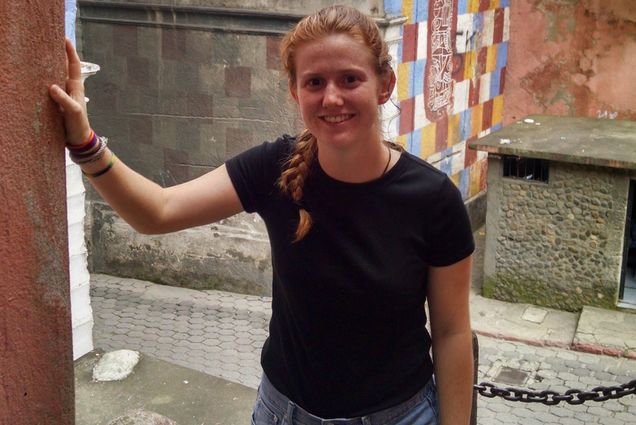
top-left (91, 274), bottom-right (636, 424)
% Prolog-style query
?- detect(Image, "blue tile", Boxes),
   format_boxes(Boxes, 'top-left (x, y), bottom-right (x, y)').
top-left (491, 122), bottom-right (503, 132)
top-left (459, 168), bottom-right (470, 199)
top-left (490, 68), bottom-right (501, 98)
top-left (397, 26), bottom-right (404, 64)
top-left (496, 42), bottom-right (508, 70)
top-left (415, 0), bottom-right (429, 22)
top-left (473, 12), bottom-right (484, 33)
top-left (384, 0), bottom-right (403, 16)
top-left (457, 0), bottom-right (468, 15)
top-left (460, 109), bottom-right (472, 141)
top-left (410, 129), bottom-right (422, 155)
top-left (500, 0), bottom-right (510, 8)
top-left (412, 59), bottom-right (426, 97)
top-left (440, 156), bottom-right (452, 175)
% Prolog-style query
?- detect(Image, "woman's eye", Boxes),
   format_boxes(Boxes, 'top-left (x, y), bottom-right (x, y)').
top-left (307, 78), bottom-right (323, 87)
top-left (343, 75), bottom-right (358, 85)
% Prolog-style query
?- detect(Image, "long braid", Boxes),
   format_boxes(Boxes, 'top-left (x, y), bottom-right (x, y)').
top-left (278, 129), bottom-right (317, 241)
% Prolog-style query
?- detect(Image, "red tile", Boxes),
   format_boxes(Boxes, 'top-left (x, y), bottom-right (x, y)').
top-left (162, 28), bottom-right (186, 61)
top-left (494, 8), bottom-right (505, 44)
top-left (452, 53), bottom-right (466, 83)
top-left (464, 138), bottom-right (478, 167)
top-left (477, 46), bottom-right (488, 76)
top-left (226, 127), bottom-right (253, 158)
top-left (267, 36), bottom-right (282, 70)
top-left (479, 159), bottom-right (488, 192)
top-left (402, 23), bottom-right (418, 63)
top-left (500, 66), bottom-right (507, 94)
top-left (435, 115), bottom-right (449, 153)
top-left (399, 97), bottom-right (415, 135)
top-left (479, 0), bottom-right (491, 12)
top-left (225, 67), bottom-right (251, 97)
top-left (187, 94), bottom-right (214, 117)
top-left (113, 25), bottom-right (137, 56)
top-left (482, 98), bottom-right (494, 130)
top-left (468, 78), bottom-right (481, 107)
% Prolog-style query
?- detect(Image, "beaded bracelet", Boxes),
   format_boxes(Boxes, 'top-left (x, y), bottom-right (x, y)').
top-left (82, 152), bottom-right (118, 178)
top-left (67, 130), bottom-right (97, 154)
top-left (70, 136), bottom-right (108, 164)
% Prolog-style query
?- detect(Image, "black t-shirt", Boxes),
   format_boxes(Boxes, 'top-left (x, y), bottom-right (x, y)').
top-left (226, 135), bottom-right (474, 418)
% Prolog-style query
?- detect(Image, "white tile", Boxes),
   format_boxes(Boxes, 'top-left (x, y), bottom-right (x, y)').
top-left (482, 9), bottom-right (495, 47)
top-left (453, 79), bottom-right (470, 114)
top-left (413, 93), bottom-right (430, 130)
top-left (456, 14), bottom-right (473, 54)
top-left (479, 72), bottom-right (492, 103)
top-left (503, 7), bottom-right (510, 43)
top-left (451, 141), bottom-right (467, 175)
top-left (417, 21), bottom-right (428, 60)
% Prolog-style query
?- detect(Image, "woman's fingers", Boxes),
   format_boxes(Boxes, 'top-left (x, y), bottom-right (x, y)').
top-left (66, 38), bottom-right (82, 82)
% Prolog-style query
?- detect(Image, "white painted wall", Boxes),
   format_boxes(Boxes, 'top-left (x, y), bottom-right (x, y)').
top-left (66, 0), bottom-right (94, 360)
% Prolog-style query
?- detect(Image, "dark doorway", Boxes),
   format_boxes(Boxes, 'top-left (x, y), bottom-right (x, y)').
top-left (620, 180), bottom-right (636, 308)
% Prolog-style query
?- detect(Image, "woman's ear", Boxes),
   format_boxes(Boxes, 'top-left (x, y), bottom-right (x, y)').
top-left (289, 80), bottom-right (299, 103)
top-left (378, 71), bottom-right (396, 105)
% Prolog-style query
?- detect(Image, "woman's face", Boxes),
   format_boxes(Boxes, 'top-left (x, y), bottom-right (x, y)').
top-left (289, 33), bottom-right (394, 151)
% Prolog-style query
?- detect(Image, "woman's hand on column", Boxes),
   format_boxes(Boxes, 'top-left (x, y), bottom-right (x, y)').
top-left (49, 38), bottom-right (92, 146)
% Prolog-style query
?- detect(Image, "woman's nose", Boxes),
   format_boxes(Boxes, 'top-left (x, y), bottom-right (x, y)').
top-left (322, 82), bottom-right (344, 107)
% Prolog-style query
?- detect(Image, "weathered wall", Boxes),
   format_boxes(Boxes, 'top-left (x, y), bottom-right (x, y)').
top-left (505, 0), bottom-right (636, 123)
top-left (484, 157), bottom-right (630, 311)
top-left (0, 1), bottom-right (75, 423)
top-left (386, 0), bottom-right (511, 201)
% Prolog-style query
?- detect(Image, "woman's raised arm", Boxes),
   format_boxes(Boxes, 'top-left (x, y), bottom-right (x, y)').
top-left (49, 39), bottom-right (244, 234)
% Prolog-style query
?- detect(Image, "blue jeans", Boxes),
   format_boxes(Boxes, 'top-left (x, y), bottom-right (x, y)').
top-left (251, 374), bottom-right (439, 425)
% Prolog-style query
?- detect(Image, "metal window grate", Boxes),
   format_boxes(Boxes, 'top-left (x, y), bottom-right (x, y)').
top-left (502, 155), bottom-right (549, 182)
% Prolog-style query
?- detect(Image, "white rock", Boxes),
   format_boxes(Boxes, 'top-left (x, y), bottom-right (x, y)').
top-left (93, 349), bottom-right (141, 381)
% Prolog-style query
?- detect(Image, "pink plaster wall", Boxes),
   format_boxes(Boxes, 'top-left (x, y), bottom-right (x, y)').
top-left (504, 0), bottom-right (636, 123)
top-left (0, 1), bottom-right (74, 423)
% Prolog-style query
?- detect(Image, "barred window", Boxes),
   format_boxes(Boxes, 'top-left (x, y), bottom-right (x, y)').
top-left (502, 156), bottom-right (549, 182)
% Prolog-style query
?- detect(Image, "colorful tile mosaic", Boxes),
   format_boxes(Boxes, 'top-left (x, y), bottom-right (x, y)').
top-left (385, 0), bottom-right (509, 199)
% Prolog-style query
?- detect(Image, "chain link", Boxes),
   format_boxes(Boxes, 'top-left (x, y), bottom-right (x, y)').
top-left (474, 379), bottom-right (636, 405)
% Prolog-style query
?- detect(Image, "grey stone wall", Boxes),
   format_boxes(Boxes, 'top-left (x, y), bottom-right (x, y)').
top-left (483, 156), bottom-right (633, 311)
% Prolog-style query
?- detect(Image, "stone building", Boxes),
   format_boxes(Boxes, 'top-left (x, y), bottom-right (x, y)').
top-left (471, 116), bottom-right (636, 312)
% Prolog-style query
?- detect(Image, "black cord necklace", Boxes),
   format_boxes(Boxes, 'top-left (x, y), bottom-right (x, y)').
top-left (381, 143), bottom-right (392, 176)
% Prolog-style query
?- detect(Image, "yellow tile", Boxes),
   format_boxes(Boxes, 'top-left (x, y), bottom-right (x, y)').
top-left (449, 172), bottom-right (461, 188)
top-left (469, 163), bottom-right (481, 198)
top-left (447, 113), bottom-right (462, 148)
top-left (469, 0), bottom-right (480, 13)
top-left (397, 62), bottom-right (410, 101)
top-left (491, 0), bottom-right (500, 9)
top-left (396, 134), bottom-right (408, 149)
top-left (471, 105), bottom-right (483, 138)
top-left (402, 0), bottom-right (414, 24)
top-left (486, 45), bottom-right (497, 74)
top-left (464, 50), bottom-right (475, 81)
top-left (420, 123), bottom-right (436, 159)
top-left (492, 95), bottom-right (504, 126)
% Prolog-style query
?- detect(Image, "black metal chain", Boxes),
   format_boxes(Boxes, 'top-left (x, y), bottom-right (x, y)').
top-left (474, 379), bottom-right (636, 405)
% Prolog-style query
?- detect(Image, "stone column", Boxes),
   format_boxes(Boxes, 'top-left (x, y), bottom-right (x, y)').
top-left (0, 0), bottom-right (75, 423)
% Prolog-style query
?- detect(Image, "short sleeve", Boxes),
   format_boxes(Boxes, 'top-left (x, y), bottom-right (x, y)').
top-left (426, 177), bottom-right (475, 266)
top-left (225, 136), bottom-right (291, 214)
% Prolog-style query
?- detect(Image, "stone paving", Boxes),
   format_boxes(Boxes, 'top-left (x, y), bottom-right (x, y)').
top-left (91, 274), bottom-right (636, 424)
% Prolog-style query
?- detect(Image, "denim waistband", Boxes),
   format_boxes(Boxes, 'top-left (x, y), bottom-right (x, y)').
top-left (257, 373), bottom-right (436, 425)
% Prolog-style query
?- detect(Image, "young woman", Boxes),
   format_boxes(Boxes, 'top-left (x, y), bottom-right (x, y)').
top-left (50, 5), bottom-right (474, 425)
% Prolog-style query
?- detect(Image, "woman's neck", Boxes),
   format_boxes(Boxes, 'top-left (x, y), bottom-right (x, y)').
top-left (316, 137), bottom-right (396, 183)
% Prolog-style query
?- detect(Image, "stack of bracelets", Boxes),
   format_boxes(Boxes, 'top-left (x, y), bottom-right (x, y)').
top-left (67, 130), bottom-right (117, 178)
